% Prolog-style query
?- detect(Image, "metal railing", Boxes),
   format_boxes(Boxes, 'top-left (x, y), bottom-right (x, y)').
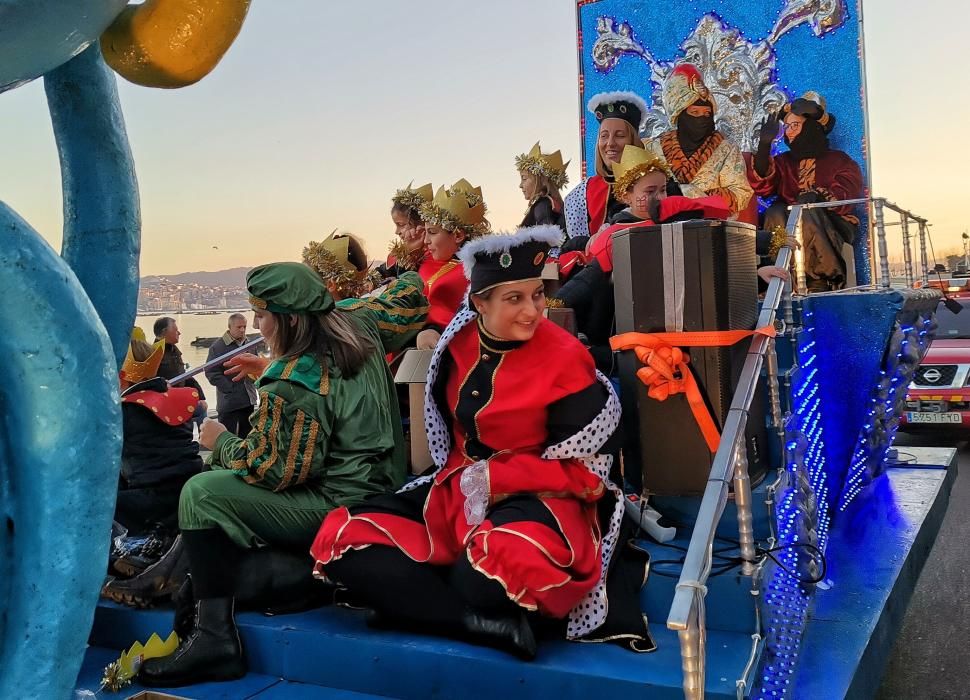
top-left (666, 196), bottom-right (933, 698)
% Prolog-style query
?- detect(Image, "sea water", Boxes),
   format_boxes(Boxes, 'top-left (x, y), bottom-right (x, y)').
top-left (134, 310), bottom-right (257, 406)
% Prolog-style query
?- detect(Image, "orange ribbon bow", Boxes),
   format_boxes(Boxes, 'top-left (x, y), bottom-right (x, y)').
top-left (610, 326), bottom-right (776, 453)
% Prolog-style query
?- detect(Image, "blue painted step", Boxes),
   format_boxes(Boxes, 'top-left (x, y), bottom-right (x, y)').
top-left (89, 600), bottom-right (756, 699)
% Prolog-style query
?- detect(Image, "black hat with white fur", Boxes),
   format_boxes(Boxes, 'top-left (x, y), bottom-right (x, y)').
top-left (460, 225), bottom-right (564, 295)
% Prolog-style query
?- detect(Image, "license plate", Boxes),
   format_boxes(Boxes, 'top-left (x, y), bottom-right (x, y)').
top-left (906, 412), bottom-right (963, 424)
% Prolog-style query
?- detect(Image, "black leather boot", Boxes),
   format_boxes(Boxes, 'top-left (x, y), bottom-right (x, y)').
top-left (461, 609), bottom-right (537, 660)
top-left (139, 597), bottom-right (246, 686)
top-left (101, 535), bottom-right (187, 608)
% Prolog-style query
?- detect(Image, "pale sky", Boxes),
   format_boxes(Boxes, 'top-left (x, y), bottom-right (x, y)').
top-left (0, 0), bottom-right (966, 276)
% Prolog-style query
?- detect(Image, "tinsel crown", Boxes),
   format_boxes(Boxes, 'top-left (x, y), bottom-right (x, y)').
top-left (101, 631), bottom-right (179, 692)
top-left (419, 182), bottom-right (490, 238)
top-left (515, 142), bottom-right (569, 190)
top-left (302, 233), bottom-right (368, 298)
top-left (612, 144), bottom-right (674, 197)
top-left (392, 182), bottom-right (434, 211)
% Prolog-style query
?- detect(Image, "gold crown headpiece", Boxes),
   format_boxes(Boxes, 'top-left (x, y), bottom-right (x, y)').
top-left (419, 181), bottom-right (490, 238)
top-left (392, 182), bottom-right (434, 212)
top-left (612, 145), bottom-right (674, 197)
top-left (120, 332), bottom-right (166, 384)
top-left (515, 142), bottom-right (570, 190)
top-left (101, 631), bottom-right (180, 692)
top-left (387, 237), bottom-right (425, 272)
top-left (303, 232), bottom-right (368, 299)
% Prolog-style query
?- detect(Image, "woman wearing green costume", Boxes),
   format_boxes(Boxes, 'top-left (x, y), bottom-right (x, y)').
top-left (140, 262), bottom-right (427, 687)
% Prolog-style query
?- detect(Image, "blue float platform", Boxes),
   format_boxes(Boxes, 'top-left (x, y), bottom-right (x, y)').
top-left (794, 449), bottom-right (957, 699)
top-left (76, 450), bottom-right (954, 700)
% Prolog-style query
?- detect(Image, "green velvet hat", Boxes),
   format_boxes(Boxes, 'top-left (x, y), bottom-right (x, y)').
top-left (247, 262), bottom-right (336, 315)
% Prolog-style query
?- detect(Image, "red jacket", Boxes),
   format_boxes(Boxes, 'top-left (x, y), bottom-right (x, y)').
top-left (418, 256), bottom-right (468, 331)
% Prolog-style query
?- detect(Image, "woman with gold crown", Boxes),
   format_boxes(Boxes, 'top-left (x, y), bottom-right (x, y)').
top-left (311, 226), bottom-right (653, 659)
top-left (414, 178), bottom-right (490, 349)
top-left (515, 142), bottom-right (568, 232)
top-left (380, 182), bottom-right (434, 279)
top-left (562, 91), bottom-right (647, 241)
top-left (302, 231), bottom-right (370, 301)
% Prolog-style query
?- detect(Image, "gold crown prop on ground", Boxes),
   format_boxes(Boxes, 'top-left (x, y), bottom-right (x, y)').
top-left (419, 180), bottom-right (490, 238)
top-left (392, 182), bottom-right (434, 211)
top-left (303, 232), bottom-right (368, 299)
top-left (101, 631), bottom-right (179, 692)
top-left (515, 142), bottom-right (569, 190)
top-left (612, 145), bottom-right (675, 197)
top-left (120, 335), bottom-right (166, 384)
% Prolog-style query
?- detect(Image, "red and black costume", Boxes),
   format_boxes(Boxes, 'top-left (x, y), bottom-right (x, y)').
top-left (418, 255), bottom-right (469, 333)
top-left (312, 226), bottom-right (652, 654)
top-left (749, 92), bottom-right (864, 290)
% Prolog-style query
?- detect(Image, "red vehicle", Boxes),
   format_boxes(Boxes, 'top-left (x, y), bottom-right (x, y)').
top-left (903, 298), bottom-right (970, 430)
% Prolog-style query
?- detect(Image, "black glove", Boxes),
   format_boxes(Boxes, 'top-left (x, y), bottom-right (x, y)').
top-left (758, 112), bottom-right (781, 148)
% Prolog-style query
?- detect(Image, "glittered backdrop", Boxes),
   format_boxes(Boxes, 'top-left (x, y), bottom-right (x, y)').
top-left (575, 0), bottom-right (872, 282)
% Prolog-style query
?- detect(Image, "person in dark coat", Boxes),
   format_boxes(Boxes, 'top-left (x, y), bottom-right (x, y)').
top-left (515, 142), bottom-right (568, 233)
top-left (115, 337), bottom-right (204, 535)
top-left (204, 313), bottom-right (257, 437)
top-left (154, 316), bottom-right (207, 421)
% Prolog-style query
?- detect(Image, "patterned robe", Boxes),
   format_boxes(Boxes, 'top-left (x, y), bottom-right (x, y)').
top-left (643, 130), bottom-right (753, 216)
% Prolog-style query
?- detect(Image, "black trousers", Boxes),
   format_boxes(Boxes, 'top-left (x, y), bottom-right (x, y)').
top-left (325, 494), bottom-right (561, 628)
top-left (115, 481), bottom-right (185, 534)
top-left (218, 406), bottom-right (253, 437)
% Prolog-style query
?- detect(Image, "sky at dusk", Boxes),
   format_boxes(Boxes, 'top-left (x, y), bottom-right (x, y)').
top-left (0, 0), bottom-right (966, 277)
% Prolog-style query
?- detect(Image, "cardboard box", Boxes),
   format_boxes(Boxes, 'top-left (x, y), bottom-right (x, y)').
top-left (394, 349), bottom-right (435, 475)
top-left (544, 306), bottom-right (577, 335)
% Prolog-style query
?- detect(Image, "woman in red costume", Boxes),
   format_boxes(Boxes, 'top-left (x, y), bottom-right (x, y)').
top-left (311, 225), bottom-right (652, 658)
top-left (414, 178), bottom-right (490, 349)
top-left (562, 91), bottom-right (647, 241)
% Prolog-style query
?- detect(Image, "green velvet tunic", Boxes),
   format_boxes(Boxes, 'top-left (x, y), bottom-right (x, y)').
top-left (179, 272), bottom-right (428, 548)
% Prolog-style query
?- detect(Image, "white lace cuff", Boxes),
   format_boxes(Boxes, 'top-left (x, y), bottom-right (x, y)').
top-left (459, 460), bottom-right (490, 526)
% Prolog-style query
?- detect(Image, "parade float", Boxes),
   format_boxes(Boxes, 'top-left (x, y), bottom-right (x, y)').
top-left (0, 1), bottom-right (954, 698)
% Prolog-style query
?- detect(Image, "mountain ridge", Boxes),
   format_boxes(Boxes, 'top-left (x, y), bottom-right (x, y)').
top-left (140, 267), bottom-right (250, 288)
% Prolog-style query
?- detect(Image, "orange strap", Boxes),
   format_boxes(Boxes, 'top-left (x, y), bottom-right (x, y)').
top-left (610, 326), bottom-right (776, 452)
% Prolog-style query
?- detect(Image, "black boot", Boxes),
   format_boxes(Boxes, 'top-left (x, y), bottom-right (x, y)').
top-left (101, 535), bottom-right (187, 608)
top-left (461, 609), bottom-right (537, 661)
top-left (139, 597), bottom-right (246, 686)
top-left (171, 575), bottom-right (196, 640)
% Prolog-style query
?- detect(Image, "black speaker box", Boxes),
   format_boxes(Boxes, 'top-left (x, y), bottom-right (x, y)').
top-left (612, 219), bottom-right (767, 496)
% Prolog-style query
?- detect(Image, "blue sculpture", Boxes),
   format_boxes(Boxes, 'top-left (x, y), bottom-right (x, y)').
top-left (1, 4), bottom-right (138, 697)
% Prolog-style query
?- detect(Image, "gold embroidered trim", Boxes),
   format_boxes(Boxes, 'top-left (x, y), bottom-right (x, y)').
top-left (277, 409), bottom-right (306, 491)
top-left (249, 295), bottom-right (267, 310)
top-left (297, 419), bottom-right (319, 484)
top-left (249, 396), bottom-right (284, 483)
top-left (280, 358), bottom-right (299, 381)
top-left (425, 261), bottom-right (459, 292)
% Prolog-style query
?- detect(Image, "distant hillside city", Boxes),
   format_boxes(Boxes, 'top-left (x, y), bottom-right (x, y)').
top-left (137, 267), bottom-right (251, 312)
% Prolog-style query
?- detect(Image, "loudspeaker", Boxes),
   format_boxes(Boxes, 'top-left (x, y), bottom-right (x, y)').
top-left (612, 219), bottom-right (767, 496)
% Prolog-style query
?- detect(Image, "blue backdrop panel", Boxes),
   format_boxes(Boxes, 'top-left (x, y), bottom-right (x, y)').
top-left (575, 0), bottom-right (872, 283)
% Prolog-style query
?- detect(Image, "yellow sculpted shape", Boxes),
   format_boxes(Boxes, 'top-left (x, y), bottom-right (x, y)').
top-left (101, 0), bottom-right (252, 89)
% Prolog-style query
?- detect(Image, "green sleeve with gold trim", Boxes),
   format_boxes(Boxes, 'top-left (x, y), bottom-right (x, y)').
top-left (337, 271), bottom-right (429, 354)
top-left (211, 376), bottom-right (332, 493)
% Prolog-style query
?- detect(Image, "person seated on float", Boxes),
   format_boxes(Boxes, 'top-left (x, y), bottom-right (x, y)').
top-left (139, 262), bottom-right (427, 687)
top-left (641, 63), bottom-right (753, 218)
top-left (379, 182), bottom-right (433, 279)
top-left (563, 91), bottom-right (647, 241)
top-left (303, 231), bottom-right (370, 301)
top-left (555, 145), bottom-right (785, 372)
top-left (105, 332), bottom-right (203, 589)
top-left (311, 226), bottom-right (652, 660)
top-left (515, 142), bottom-right (568, 232)
top-left (414, 178), bottom-right (490, 349)
top-left (749, 91), bottom-right (863, 292)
